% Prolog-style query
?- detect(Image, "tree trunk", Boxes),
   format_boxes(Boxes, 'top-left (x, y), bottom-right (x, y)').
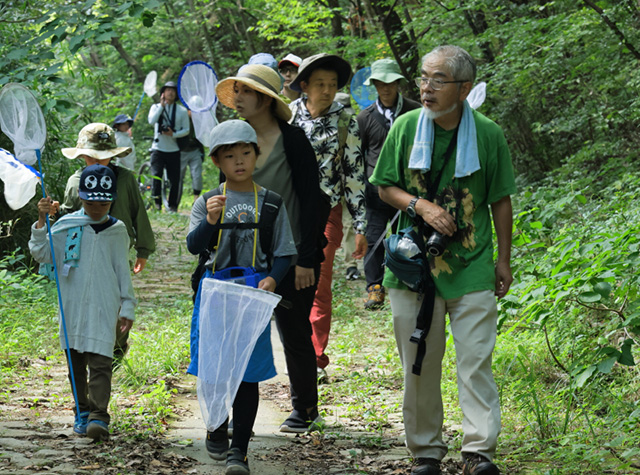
top-left (462, 7), bottom-right (496, 64)
top-left (235, 0), bottom-right (257, 56)
top-left (110, 37), bottom-right (145, 83)
top-left (364, 0), bottom-right (419, 99)
top-left (186, 0), bottom-right (216, 64)
top-left (327, 0), bottom-right (345, 37)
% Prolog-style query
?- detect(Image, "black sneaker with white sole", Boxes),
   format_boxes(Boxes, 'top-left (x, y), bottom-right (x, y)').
top-left (279, 407), bottom-right (323, 433)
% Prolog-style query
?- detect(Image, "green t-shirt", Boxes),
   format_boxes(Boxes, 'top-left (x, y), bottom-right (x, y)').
top-left (370, 108), bottom-right (516, 299)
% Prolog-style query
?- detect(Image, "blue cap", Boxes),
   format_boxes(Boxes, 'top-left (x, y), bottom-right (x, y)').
top-left (112, 114), bottom-right (133, 127)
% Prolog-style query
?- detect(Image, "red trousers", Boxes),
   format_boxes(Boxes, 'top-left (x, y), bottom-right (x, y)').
top-left (310, 204), bottom-right (343, 369)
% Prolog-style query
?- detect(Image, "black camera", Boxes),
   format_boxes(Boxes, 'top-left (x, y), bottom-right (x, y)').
top-left (426, 231), bottom-right (447, 257)
top-left (159, 124), bottom-right (171, 133)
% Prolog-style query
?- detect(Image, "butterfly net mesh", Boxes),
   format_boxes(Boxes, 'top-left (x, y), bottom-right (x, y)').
top-left (196, 279), bottom-right (280, 431)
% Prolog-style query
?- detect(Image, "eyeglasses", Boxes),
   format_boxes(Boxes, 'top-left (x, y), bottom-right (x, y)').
top-left (414, 77), bottom-right (467, 90)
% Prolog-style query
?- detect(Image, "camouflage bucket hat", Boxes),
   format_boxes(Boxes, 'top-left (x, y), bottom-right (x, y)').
top-left (61, 123), bottom-right (132, 160)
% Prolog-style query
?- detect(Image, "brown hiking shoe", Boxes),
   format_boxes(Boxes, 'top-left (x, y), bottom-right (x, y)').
top-left (364, 284), bottom-right (385, 309)
top-left (462, 453), bottom-right (500, 475)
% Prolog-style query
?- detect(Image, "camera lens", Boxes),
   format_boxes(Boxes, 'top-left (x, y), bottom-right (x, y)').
top-left (426, 231), bottom-right (447, 257)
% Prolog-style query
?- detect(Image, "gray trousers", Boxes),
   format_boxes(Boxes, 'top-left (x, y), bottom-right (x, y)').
top-left (389, 288), bottom-right (501, 461)
top-left (180, 148), bottom-right (203, 195)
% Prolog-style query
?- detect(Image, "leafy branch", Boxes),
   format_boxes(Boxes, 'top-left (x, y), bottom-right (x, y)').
top-left (581, 0), bottom-right (640, 60)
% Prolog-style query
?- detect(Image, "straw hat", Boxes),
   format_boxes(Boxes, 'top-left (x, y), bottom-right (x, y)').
top-left (289, 53), bottom-right (352, 92)
top-left (216, 65), bottom-right (292, 122)
top-left (61, 123), bottom-right (132, 160)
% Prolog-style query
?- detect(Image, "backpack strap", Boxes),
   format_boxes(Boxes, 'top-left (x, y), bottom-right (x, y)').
top-left (258, 189), bottom-right (283, 268)
top-left (202, 185), bottom-right (223, 254)
top-left (202, 186), bottom-right (283, 261)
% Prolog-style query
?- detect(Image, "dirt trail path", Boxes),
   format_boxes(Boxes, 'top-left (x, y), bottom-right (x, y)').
top-left (0, 211), bottom-right (428, 474)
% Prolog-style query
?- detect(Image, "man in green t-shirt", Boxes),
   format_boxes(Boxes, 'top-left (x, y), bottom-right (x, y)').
top-left (370, 45), bottom-right (516, 475)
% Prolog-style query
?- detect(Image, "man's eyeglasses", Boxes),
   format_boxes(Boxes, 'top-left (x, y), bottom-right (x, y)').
top-left (414, 77), bottom-right (467, 90)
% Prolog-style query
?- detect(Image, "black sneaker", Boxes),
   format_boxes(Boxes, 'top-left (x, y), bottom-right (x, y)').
top-left (279, 407), bottom-right (322, 433)
top-left (411, 457), bottom-right (441, 474)
top-left (226, 448), bottom-right (249, 474)
top-left (462, 453), bottom-right (500, 475)
top-left (206, 421), bottom-right (229, 460)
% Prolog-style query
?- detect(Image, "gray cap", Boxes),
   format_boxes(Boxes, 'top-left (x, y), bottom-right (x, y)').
top-left (209, 120), bottom-right (257, 156)
top-left (160, 81), bottom-right (178, 95)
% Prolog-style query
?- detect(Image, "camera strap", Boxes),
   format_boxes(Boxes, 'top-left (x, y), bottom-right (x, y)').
top-left (159, 103), bottom-right (176, 131)
top-left (425, 126), bottom-right (459, 201)
top-left (410, 125), bottom-right (459, 376)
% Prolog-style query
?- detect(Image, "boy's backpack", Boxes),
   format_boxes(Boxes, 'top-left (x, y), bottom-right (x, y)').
top-left (190, 186), bottom-right (283, 299)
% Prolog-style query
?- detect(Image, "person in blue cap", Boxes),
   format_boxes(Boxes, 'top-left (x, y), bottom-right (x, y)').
top-left (187, 119), bottom-right (297, 474)
top-left (29, 164), bottom-right (136, 443)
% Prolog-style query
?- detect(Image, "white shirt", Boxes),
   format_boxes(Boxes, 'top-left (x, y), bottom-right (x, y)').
top-left (148, 102), bottom-right (190, 153)
top-left (114, 130), bottom-right (136, 171)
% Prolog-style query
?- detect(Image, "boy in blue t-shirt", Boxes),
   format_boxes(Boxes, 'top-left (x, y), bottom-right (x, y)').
top-left (187, 120), bottom-right (297, 474)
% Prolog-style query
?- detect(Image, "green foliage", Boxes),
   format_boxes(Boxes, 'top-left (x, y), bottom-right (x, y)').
top-left (111, 380), bottom-right (176, 436)
top-left (503, 170), bottom-right (640, 391)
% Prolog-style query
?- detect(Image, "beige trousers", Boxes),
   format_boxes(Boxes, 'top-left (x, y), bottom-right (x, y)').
top-left (389, 288), bottom-right (501, 461)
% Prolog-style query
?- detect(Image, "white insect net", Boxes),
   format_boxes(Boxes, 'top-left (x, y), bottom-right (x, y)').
top-left (0, 83), bottom-right (47, 165)
top-left (197, 278), bottom-right (281, 431)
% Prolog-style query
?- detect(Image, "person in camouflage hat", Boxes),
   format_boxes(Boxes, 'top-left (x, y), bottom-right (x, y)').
top-left (61, 123), bottom-right (132, 160)
top-left (59, 122), bottom-right (155, 365)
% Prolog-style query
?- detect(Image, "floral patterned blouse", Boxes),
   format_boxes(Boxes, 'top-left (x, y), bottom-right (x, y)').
top-left (290, 98), bottom-right (367, 234)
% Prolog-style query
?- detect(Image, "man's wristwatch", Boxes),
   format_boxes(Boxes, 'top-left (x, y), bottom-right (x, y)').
top-left (406, 197), bottom-right (421, 218)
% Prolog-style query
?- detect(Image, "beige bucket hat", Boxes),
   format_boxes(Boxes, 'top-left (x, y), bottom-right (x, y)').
top-left (216, 64), bottom-right (292, 122)
top-left (61, 123), bottom-right (132, 160)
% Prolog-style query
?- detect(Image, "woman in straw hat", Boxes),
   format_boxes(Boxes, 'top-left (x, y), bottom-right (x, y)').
top-left (216, 65), bottom-right (326, 436)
